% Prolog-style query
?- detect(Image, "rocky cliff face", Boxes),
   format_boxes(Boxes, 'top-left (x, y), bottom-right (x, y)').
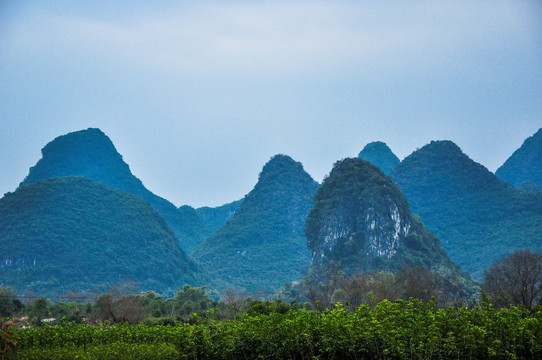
top-left (305, 158), bottom-right (476, 297)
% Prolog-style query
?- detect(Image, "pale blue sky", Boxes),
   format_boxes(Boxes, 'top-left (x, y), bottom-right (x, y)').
top-left (1, 1), bottom-right (541, 207)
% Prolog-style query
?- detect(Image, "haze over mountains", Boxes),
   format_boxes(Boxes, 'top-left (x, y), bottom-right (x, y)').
top-left (1, 127), bottom-right (540, 297)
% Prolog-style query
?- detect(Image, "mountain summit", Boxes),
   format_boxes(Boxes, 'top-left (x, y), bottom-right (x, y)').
top-left (391, 140), bottom-right (542, 279)
top-left (358, 141), bottom-right (400, 175)
top-left (19, 128), bottom-right (205, 252)
top-left (496, 128), bottom-right (542, 189)
top-left (193, 154), bottom-right (319, 292)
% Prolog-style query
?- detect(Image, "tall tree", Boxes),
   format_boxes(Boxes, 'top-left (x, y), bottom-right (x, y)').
top-left (483, 249), bottom-right (542, 309)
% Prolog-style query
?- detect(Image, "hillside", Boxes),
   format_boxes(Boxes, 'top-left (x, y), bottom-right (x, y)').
top-left (496, 128), bottom-right (542, 189)
top-left (358, 141), bottom-right (400, 175)
top-left (195, 200), bottom-right (242, 237)
top-left (0, 177), bottom-right (207, 297)
top-left (192, 155), bottom-right (319, 292)
top-left (19, 128), bottom-right (206, 252)
top-left (390, 141), bottom-right (542, 279)
top-left (305, 157), bottom-right (476, 299)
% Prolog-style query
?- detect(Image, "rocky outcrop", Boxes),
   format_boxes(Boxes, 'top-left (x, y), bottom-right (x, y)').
top-left (305, 158), bottom-right (476, 298)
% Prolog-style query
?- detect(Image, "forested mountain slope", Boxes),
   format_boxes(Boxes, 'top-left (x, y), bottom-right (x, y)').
top-left (390, 140), bottom-right (542, 279)
top-left (195, 200), bottom-right (242, 237)
top-left (193, 155), bottom-right (319, 292)
top-left (0, 177), bottom-right (207, 296)
top-left (496, 128), bottom-right (542, 190)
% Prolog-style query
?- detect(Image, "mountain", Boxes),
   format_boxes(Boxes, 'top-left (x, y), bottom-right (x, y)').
top-left (196, 200), bottom-right (242, 237)
top-left (390, 140), bottom-right (542, 279)
top-left (19, 128), bottom-right (206, 252)
top-left (0, 176), bottom-right (207, 297)
top-left (305, 157), bottom-right (476, 299)
top-left (496, 128), bottom-right (542, 189)
top-left (192, 155), bottom-right (319, 292)
top-left (358, 141), bottom-right (400, 175)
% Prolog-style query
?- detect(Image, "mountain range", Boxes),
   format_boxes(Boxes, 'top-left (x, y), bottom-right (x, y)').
top-left (1, 127), bottom-right (540, 297)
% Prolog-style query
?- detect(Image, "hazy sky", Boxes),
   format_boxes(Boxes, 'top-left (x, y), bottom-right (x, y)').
top-left (1, 1), bottom-right (541, 207)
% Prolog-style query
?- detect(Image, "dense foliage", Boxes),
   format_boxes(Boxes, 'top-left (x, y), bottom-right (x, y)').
top-left (0, 177), bottom-right (206, 297)
top-left (496, 127), bottom-right (542, 188)
top-left (305, 158), bottom-right (477, 301)
top-left (390, 140), bottom-right (542, 279)
top-left (358, 141), bottom-right (400, 175)
top-left (4, 300), bottom-right (542, 359)
top-left (18, 128), bottom-right (206, 252)
top-left (193, 155), bottom-right (319, 292)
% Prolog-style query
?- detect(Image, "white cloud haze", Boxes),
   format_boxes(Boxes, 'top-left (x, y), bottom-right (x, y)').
top-left (1, 0), bottom-right (541, 206)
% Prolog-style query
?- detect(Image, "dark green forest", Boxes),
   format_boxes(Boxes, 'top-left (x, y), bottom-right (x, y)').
top-left (0, 177), bottom-right (207, 296)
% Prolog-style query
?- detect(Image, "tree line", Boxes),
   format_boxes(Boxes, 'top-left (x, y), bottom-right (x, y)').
top-left (1, 249), bottom-right (541, 327)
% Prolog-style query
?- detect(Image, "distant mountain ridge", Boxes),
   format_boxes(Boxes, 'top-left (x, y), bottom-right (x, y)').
top-left (196, 200), bottom-right (242, 237)
top-left (305, 157), bottom-right (477, 299)
top-left (0, 176), bottom-right (207, 296)
top-left (193, 154), bottom-right (319, 292)
top-left (358, 141), bottom-right (400, 175)
top-left (19, 128), bottom-right (206, 253)
top-left (496, 128), bottom-right (542, 189)
top-left (390, 140), bottom-right (542, 279)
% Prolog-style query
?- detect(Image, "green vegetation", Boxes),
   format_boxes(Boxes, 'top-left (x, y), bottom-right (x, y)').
top-left (0, 177), bottom-right (207, 297)
top-left (391, 140), bottom-right (542, 279)
top-left (2, 250), bottom-right (540, 359)
top-left (358, 141), bottom-right (400, 175)
top-left (496, 127), bottom-right (542, 188)
top-left (18, 128), bottom-right (206, 252)
top-left (195, 200), bottom-right (242, 237)
top-left (305, 158), bottom-right (477, 301)
top-left (3, 300), bottom-right (541, 359)
top-left (193, 155), bottom-right (319, 292)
